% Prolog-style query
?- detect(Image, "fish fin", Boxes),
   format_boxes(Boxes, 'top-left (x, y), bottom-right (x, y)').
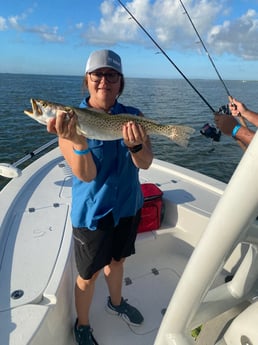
top-left (170, 126), bottom-right (195, 147)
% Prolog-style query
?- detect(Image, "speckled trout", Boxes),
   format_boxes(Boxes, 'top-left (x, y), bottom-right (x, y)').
top-left (24, 99), bottom-right (195, 147)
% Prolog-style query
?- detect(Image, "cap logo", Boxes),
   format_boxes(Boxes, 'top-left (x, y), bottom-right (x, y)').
top-left (108, 57), bottom-right (120, 67)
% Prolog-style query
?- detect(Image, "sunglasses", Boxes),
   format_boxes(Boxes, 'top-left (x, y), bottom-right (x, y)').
top-left (89, 72), bottom-right (121, 84)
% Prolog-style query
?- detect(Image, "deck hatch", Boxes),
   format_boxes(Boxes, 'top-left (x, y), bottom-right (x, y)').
top-left (0, 204), bottom-right (69, 311)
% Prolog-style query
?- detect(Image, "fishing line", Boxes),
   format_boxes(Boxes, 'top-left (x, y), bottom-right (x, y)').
top-left (117, 0), bottom-right (215, 113)
top-left (178, 0), bottom-right (232, 99)
top-left (178, 0), bottom-right (248, 132)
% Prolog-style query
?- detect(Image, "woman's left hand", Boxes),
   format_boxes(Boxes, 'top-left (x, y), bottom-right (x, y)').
top-left (123, 121), bottom-right (147, 147)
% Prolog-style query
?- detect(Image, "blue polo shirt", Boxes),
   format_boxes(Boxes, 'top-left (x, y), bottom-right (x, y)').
top-left (71, 99), bottom-right (144, 230)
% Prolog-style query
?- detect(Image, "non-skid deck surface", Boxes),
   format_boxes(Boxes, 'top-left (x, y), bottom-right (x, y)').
top-left (90, 268), bottom-right (179, 345)
top-left (74, 231), bottom-right (190, 345)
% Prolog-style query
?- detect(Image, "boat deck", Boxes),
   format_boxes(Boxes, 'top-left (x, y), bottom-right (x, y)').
top-left (0, 147), bottom-right (233, 345)
top-left (71, 227), bottom-right (227, 345)
top-left (91, 230), bottom-right (191, 345)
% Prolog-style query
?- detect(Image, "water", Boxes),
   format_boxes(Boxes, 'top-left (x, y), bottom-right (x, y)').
top-left (1, 73), bottom-right (258, 191)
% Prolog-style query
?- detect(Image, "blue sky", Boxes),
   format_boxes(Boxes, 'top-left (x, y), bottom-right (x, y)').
top-left (1, 0), bottom-right (258, 79)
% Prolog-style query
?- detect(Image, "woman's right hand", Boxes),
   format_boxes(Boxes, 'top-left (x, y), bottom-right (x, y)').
top-left (47, 110), bottom-right (85, 145)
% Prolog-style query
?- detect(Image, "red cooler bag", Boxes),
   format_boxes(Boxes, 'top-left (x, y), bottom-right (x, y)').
top-left (138, 183), bottom-right (164, 233)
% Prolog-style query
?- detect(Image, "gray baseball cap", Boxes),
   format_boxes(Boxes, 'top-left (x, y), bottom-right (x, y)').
top-left (85, 49), bottom-right (123, 74)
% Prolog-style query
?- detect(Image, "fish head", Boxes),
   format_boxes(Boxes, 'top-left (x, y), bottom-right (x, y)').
top-left (24, 99), bottom-right (65, 125)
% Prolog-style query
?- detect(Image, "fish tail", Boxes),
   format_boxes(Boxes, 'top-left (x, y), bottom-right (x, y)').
top-left (165, 125), bottom-right (195, 147)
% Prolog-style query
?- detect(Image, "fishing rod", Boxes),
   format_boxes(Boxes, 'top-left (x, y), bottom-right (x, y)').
top-left (178, 0), bottom-right (248, 149)
top-left (179, 0), bottom-right (247, 131)
top-left (117, 0), bottom-right (215, 113)
top-left (0, 137), bottom-right (58, 178)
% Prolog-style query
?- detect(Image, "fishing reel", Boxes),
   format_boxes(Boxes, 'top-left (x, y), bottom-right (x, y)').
top-left (218, 104), bottom-right (231, 115)
top-left (200, 103), bottom-right (231, 142)
top-left (200, 123), bottom-right (221, 142)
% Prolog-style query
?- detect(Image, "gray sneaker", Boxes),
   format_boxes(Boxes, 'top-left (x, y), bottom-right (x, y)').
top-left (74, 319), bottom-right (98, 345)
top-left (106, 297), bottom-right (144, 326)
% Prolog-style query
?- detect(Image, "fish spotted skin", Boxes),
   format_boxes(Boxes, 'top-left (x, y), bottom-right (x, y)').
top-left (24, 99), bottom-right (195, 147)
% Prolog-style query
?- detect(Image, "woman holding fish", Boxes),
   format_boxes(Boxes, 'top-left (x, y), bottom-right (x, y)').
top-left (47, 49), bottom-right (153, 345)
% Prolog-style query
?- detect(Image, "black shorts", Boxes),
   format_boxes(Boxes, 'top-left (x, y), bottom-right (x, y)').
top-left (73, 209), bottom-right (141, 280)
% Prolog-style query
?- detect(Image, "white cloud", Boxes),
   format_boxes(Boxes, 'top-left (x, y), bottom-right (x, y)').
top-left (82, 0), bottom-right (140, 45)
top-left (80, 0), bottom-right (258, 61)
top-left (75, 22), bottom-right (84, 29)
top-left (81, 0), bottom-right (222, 49)
top-left (8, 15), bottom-right (23, 30)
top-left (40, 32), bottom-right (64, 43)
top-left (0, 16), bottom-right (7, 31)
top-left (7, 4), bottom-right (37, 31)
top-left (24, 24), bottom-right (64, 43)
top-left (3, 5), bottom-right (65, 43)
top-left (207, 9), bottom-right (258, 59)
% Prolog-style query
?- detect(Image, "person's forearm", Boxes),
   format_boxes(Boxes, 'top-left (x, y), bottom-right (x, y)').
top-left (129, 139), bottom-right (153, 169)
top-left (235, 126), bottom-right (256, 146)
top-left (59, 138), bottom-right (97, 182)
top-left (240, 109), bottom-right (258, 127)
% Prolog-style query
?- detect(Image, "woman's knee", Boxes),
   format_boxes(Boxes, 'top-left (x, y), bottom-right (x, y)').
top-left (110, 257), bottom-right (125, 267)
top-left (76, 270), bottom-right (100, 290)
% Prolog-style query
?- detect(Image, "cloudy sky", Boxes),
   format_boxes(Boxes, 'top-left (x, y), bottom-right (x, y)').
top-left (1, 0), bottom-right (258, 79)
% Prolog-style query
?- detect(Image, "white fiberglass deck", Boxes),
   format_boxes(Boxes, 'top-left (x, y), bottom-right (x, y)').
top-left (0, 147), bottom-right (223, 345)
